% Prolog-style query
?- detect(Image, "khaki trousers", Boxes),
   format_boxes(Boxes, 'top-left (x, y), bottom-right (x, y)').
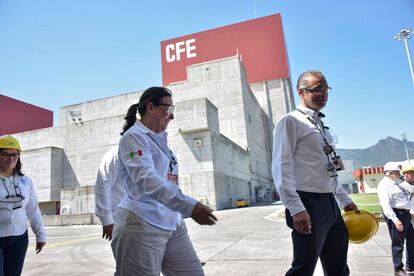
top-left (111, 208), bottom-right (204, 276)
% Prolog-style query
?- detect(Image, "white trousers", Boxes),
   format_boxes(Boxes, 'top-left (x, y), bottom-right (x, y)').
top-left (111, 208), bottom-right (204, 276)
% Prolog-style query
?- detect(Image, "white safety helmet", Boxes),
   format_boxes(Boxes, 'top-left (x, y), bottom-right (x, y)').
top-left (383, 162), bottom-right (401, 172)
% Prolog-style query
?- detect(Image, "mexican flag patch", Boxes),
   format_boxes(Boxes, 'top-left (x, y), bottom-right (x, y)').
top-left (129, 149), bottom-right (143, 159)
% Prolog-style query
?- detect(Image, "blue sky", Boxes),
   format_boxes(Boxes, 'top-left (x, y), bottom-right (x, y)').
top-left (0, 0), bottom-right (413, 149)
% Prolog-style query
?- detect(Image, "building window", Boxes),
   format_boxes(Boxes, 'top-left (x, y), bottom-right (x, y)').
top-left (193, 138), bottom-right (203, 148)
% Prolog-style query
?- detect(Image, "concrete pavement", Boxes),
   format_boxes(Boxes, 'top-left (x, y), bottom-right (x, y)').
top-left (24, 204), bottom-right (397, 275)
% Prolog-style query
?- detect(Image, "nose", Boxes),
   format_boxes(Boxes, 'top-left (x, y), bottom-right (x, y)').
top-left (169, 114), bottom-right (174, 120)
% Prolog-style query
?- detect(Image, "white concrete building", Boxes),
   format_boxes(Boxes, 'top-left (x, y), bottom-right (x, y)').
top-left (14, 55), bottom-right (295, 214)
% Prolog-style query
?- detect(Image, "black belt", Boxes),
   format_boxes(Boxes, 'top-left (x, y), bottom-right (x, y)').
top-left (392, 208), bottom-right (410, 213)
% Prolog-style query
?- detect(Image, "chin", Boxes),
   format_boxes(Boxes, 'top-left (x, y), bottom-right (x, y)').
top-left (317, 102), bottom-right (327, 109)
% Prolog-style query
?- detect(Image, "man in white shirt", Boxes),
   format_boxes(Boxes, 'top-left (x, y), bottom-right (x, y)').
top-left (95, 146), bottom-right (125, 241)
top-left (377, 163), bottom-right (414, 275)
top-left (272, 70), bottom-right (358, 276)
top-left (400, 166), bottom-right (414, 226)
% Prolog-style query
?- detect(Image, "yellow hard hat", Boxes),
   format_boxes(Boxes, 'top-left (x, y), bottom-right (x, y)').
top-left (342, 210), bottom-right (379, 244)
top-left (0, 135), bottom-right (23, 152)
top-left (401, 167), bottom-right (414, 174)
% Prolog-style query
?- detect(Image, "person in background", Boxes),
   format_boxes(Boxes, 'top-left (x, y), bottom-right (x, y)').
top-left (0, 135), bottom-right (46, 276)
top-left (111, 86), bottom-right (217, 276)
top-left (272, 70), bottom-right (358, 276)
top-left (377, 162), bottom-right (414, 276)
top-left (400, 166), bottom-right (414, 231)
top-left (95, 145), bottom-right (125, 241)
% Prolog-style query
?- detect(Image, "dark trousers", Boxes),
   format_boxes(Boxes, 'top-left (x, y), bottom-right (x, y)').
top-left (0, 231), bottom-right (29, 276)
top-left (285, 191), bottom-right (350, 276)
top-left (384, 208), bottom-right (414, 272)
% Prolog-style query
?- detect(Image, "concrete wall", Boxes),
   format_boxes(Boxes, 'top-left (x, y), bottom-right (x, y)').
top-left (60, 185), bottom-right (96, 214)
top-left (43, 213), bottom-right (99, 226)
top-left (59, 91), bottom-right (142, 126)
top-left (250, 78), bottom-right (295, 142)
top-left (170, 57), bottom-right (249, 149)
top-left (15, 116), bottom-right (122, 189)
top-left (20, 147), bottom-right (64, 202)
top-left (39, 201), bottom-right (60, 216)
top-left (214, 171), bottom-right (250, 210)
top-left (240, 64), bottom-right (273, 189)
top-left (171, 95), bottom-right (254, 210)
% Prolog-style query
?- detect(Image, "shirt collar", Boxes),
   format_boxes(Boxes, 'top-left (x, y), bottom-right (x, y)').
top-left (135, 120), bottom-right (150, 134)
top-left (135, 120), bottom-right (168, 138)
top-left (296, 105), bottom-right (325, 120)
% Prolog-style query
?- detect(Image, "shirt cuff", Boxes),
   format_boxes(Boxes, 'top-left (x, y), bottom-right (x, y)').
top-left (286, 204), bottom-right (306, 216)
top-left (338, 199), bottom-right (353, 209)
top-left (36, 234), bottom-right (47, 243)
top-left (177, 196), bottom-right (198, 217)
top-left (99, 214), bottom-right (115, 226)
top-left (391, 216), bottom-right (400, 223)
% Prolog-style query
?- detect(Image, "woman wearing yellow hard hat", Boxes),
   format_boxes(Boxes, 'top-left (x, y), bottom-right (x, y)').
top-left (0, 135), bottom-right (46, 276)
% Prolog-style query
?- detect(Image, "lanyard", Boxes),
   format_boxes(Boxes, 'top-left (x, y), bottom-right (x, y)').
top-left (296, 109), bottom-right (341, 190)
top-left (296, 109), bottom-right (335, 155)
top-left (395, 183), bottom-right (412, 201)
top-left (1, 175), bottom-right (25, 208)
top-left (146, 134), bottom-right (177, 172)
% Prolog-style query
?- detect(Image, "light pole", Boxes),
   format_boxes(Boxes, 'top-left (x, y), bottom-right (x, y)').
top-left (401, 133), bottom-right (411, 166)
top-left (394, 28), bottom-right (414, 85)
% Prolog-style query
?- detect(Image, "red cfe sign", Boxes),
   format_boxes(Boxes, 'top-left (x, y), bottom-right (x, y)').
top-left (161, 14), bottom-right (290, 86)
top-left (165, 38), bottom-right (197, 62)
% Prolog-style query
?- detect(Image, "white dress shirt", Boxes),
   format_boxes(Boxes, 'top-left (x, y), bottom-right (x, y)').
top-left (95, 146), bottom-right (125, 226)
top-left (400, 181), bottom-right (414, 214)
top-left (118, 121), bottom-right (198, 231)
top-left (272, 105), bottom-right (352, 216)
top-left (0, 175), bottom-right (46, 242)
top-left (378, 176), bottom-right (412, 222)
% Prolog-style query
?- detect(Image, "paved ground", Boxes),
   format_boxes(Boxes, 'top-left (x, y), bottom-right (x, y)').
top-left (23, 203), bottom-right (396, 275)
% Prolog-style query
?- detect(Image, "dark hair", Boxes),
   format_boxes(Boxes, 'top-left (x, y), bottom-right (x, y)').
top-left (297, 70), bottom-right (328, 90)
top-left (0, 149), bottom-right (24, 176)
top-left (121, 86), bottom-right (172, 135)
top-left (14, 159), bottom-right (24, 176)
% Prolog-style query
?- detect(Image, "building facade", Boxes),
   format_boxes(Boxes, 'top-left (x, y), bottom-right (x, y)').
top-left (11, 13), bottom-right (295, 215)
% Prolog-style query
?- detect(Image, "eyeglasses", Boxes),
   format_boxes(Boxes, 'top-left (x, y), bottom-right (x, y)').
top-left (0, 152), bottom-right (20, 158)
top-left (303, 86), bottom-right (332, 95)
top-left (157, 103), bottom-right (175, 115)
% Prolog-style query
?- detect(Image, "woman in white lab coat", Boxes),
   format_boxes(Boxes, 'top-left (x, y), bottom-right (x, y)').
top-left (111, 86), bottom-right (217, 276)
top-left (0, 135), bottom-right (46, 276)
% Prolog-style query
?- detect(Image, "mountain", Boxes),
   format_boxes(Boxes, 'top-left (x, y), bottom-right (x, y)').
top-left (336, 137), bottom-right (414, 169)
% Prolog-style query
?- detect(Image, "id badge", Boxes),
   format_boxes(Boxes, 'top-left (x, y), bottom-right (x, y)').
top-left (167, 173), bottom-right (178, 185)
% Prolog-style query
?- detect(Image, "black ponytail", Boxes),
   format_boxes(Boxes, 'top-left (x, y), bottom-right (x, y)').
top-left (121, 87), bottom-right (172, 135)
top-left (121, 103), bottom-right (139, 135)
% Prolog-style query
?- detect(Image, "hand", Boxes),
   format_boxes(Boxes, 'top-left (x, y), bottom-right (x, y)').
top-left (394, 219), bottom-right (404, 232)
top-left (191, 202), bottom-right (218, 225)
top-left (36, 242), bottom-right (46, 254)
top-left (343, 202), bottom-right (359, 213)
top-left (292, 210), bottom-right (311, 234)
top-left (102, 224), bottom-right (114, 241)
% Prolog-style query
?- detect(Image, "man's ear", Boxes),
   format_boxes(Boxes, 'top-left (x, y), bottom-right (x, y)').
top-left (298, 89), bottom-right (304, 97)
